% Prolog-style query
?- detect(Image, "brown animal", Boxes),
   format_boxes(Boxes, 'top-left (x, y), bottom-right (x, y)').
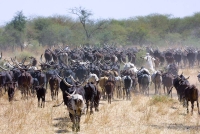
top-left (18, 70), bottom-right (33, 99)
top-left (98, 76), bottom-right (108, 99)
top-left (183, 85), bottom-right (200, 115)
top-left (49, 75), bottom-right (60, 100)
top-left (105, 80), bottom-right (115, 104)
top-left (151, 71), bottom-right (162, 95)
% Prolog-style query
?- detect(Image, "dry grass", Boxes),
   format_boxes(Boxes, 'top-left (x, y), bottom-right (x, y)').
top-left (1, 49), bottom-right (200, 134)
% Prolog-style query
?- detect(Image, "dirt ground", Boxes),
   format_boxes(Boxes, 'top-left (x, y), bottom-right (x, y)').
top-left (0, 48), bottom-right (200, 134)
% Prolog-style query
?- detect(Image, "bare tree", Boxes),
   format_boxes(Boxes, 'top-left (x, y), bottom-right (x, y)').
top-left (70, 7), bottom-right (107, 45)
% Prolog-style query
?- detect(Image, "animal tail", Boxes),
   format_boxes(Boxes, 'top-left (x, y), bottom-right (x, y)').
top-left (53, 100), bottom-right (64, 107)
top-left (168, 87), bottom-right (173, 95)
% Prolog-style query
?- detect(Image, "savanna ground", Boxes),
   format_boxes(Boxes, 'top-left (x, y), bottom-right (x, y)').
top-left (0, 47), bottom-right (200, 134)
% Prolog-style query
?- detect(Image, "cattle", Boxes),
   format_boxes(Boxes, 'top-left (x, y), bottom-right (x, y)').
top-left (86, 73), bottom-right (99, 85)
top-left (94, 88), bottom-right (101, 112)
top-left (83, 82), bottom-right (98, 114)
top-left (49, 75), bottom-right (60, 100)
top-left (137, 68), bottom-right (151, 96)
top-left (7, 82), bottom-right (17, 102)
top-left (183, 85), bottom-right (200, 115)
top-left (35, 85), bottom-right (46, 108)
top-left (0, 71), bottom-right (13, 95)
top-left (105, 80), bottom-right (115, 104)
top-left (151, 71), bottom-right (162, 95)
top-left (173, 74), bottom-right (190, 103)
top-left (122, 75), bottom-right (132, 100)
top-left (58, 52), bottom-right (68, 66)
top-left (167, 63), bottom-right (179, 76)
top-left (186, 48), bottom-right (196, 68)
top-left (17, 70), bottom-right (33, 99)
top-left (57, 74), bottom-right (85, 132)
top-left (115, 76), bottom-right (123, 99)
top-left (98, 76), bottom-right (108, 99)
top-left (162, 72), bottom-right (174, 97)
top-left (140, 53), bottom-right (155, 73)
top-left (196, 50), bottom-right (200, 66)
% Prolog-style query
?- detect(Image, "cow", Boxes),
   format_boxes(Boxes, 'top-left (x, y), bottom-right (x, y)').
top-left (57, 74), bottom-right (85, 132)
top-left (151, 71), bottom-right (162, 95)
top-left (183, 85), bottom-right (200, 115)
top-left (122, 75), bottom-right (132, 100)
top-left (98, 76), bottom-right (108, 99)
top-left (7, 82), bottom-right (17, 102)
top-left (115, 76), bottom-right (123, 99)
top-left (173, 74), bottom-right (190, 103)
top-left (83, 82), bottom-right (98, 114)
top-left (140, 53), bottom-right (156, 73)
top-left (18, 70), bottom-right (33, 99)
top-left (35, 85), bottom-right (46, 108)
top-left (162, 72), bottom-right (174, 97)
top-left (137, 68), bottom-right (151, 96)
top-left (105, 80), bottom-right (115, 104)
top-left (49, 75), bottom-right (60, 100)
top-left (86, 73), bottom-right (99, 85)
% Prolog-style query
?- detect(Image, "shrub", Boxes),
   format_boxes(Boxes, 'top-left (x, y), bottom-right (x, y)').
top-left (135, 49), bottom-right (146, 67)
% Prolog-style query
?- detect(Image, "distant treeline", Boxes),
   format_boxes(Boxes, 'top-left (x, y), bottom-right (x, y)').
top-left (0, 10), bottom-right (200, 51)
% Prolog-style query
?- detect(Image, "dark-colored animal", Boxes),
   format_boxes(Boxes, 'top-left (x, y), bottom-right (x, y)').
top-left (49, 75), bottom-right (60, 100)
top-left (123, 75), bottom-right (132, 100)
top-left (151, 71), bottom-right (162, 95)
top-left (173, 74), bottom-right (190, 103)
top-left (35, 85), bottom-right (46, 108)
top-left (7, 82), bottom-right (17, 102)
top-left (137, 68), bottom-right (151, 96)
top-left (84, 82), bottom-right (98, 114)
top-left (162, 72), bottom-right (174, 97)
top-left (18, 70), bottom-right (33, 99)
top-left (105, 80), bottom-right (115, 104)
top-left (58, 74), bottom-right (85, 132)
top-left (183, 85), bottom-right (200, 115)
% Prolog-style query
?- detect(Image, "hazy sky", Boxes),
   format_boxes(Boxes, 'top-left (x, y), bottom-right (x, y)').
top-left (0, 0), bottom-right (200, 26)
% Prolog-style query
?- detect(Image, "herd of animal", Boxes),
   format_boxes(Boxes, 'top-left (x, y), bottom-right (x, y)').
top-left (0, 45), bottom-right (200, 132)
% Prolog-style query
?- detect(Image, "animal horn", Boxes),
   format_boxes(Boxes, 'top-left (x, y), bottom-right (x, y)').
top-left (0, 66), bottom-right (8, 71)
top-left (65, 89), bottom-right (76, 96)
top-left (120, 57), bottom-right (125, 64)
top-left (56, 73), bottom-right (73, 87)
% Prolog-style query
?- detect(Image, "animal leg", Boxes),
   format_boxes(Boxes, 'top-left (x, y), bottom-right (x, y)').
top-left (191, 101), bottom-right (194, 115)
top-left (196, 100), bottom-right (200, 115)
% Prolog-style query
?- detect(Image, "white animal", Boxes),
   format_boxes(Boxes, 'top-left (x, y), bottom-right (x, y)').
top-left (142, 53), bottom-right (155, 73)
